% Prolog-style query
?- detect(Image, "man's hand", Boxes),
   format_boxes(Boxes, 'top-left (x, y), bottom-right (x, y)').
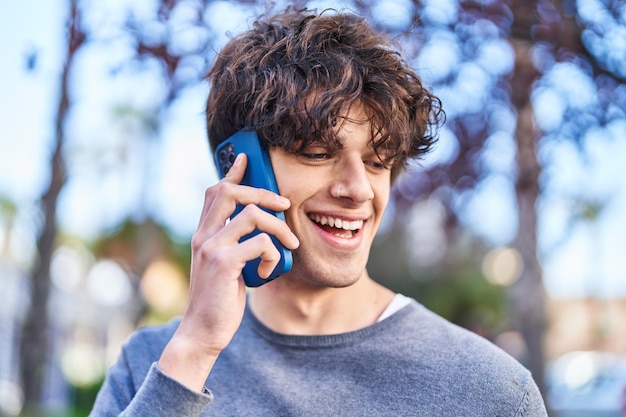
top-left (158, 153), bottom-right (299, 391)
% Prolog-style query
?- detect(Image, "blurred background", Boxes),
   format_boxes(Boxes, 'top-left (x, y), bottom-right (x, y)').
top-left (1, 0), bottom-right (625, 416)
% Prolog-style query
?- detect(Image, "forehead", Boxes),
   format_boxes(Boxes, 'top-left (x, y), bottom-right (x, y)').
top-left (336, 103), bottom-right (370, 131)
top-left (305, 103), bottom-right (376, 149)
top-left (336, 103), bottom-right (392, 152)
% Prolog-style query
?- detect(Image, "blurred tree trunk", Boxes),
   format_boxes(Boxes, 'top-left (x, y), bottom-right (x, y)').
top-left (508, 0), bottom-right (547, 398)
top-left (19, 2), bottom-right (85, 415)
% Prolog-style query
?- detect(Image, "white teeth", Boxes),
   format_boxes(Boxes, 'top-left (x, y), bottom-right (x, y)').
top-left (348, 221), bottom-right (361, 230)
top-left (309, 214), bottom-right (363, 231)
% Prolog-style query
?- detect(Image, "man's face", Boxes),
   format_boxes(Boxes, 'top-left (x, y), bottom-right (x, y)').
top-left (269, 104), bottom-right (391, 288)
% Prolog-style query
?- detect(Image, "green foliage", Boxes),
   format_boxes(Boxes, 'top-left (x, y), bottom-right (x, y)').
top-left (420, 270), bottom-right (507, 336)
top-left (68, 378), bottom-right (104, 417)
top-left (368, 225), bottom-right (509, 340)
top-left (20, 378), bottom-right (105, 417)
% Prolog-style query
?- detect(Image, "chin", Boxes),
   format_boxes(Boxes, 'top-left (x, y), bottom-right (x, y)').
top-left (294, 275), bottom-right (361, 290)
top-left (279, 243), bottom-right (370, 288)
top-left (287, 257), bottom-right (364, 289)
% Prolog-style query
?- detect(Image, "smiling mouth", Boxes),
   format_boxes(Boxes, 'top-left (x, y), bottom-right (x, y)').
top-left (308, 214), bottom-right (363, 238)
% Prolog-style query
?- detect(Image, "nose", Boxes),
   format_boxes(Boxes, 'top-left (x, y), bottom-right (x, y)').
top-left (330, 157), bottom-right (374, 204)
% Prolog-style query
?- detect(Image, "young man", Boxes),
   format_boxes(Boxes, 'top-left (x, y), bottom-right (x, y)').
top-left (91, 8), bottom-right (547, 416)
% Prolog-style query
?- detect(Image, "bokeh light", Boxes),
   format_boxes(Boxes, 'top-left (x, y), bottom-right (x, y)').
top-left (482, 246), bottom-right (523, 286)
top-left (141, 259), bottom-right (188, 316)
top-left (86, 260), bottom-right (133, 308)
top-left (0, 380), bottom-right (23, 416)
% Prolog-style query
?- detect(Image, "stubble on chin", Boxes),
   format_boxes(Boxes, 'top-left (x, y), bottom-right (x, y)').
top-left (286, 248), bottom-right (367, 289)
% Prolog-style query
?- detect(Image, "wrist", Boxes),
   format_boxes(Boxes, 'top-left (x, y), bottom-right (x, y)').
top-left (158, 334), bottom-right (220, 392)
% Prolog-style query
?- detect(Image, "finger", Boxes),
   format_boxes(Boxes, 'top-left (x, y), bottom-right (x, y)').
top-left (193, 232), bottom-right (280, 282)
top-left (199, 153), bottom-right (247, 221)
top-left (216, 204), bottom-right (299, 249)
top-left (196, 154), bottom-right (290, 240)
top-left (193, 184), bottom-right (292, 247)
top-left (220, 153), bottom-right (247, 184)
top-left (230, 233), bottom-right (282, 279)
top-left (218, 153), bottom-right (291, 213)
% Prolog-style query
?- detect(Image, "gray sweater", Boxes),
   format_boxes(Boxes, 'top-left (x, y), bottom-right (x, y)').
top-left (90, 300), bottom-right (547, 416)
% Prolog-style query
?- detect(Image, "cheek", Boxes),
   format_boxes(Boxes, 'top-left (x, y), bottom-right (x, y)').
top-left (272, 167), bottom-right (295, 200)
top-left (375, 196), bottom-right (389, 219)
top-left (282, 186), bottom-right (313, 236)
top-left (276, 176), bottom-right (314, 204)
top-left (269, 150), bottom-right (307, 199)
top-left (373, 177), bottom-right (391, 208)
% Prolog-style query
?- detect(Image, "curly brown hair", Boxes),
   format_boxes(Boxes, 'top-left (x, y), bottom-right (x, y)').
top-left (205, 8), bottom-right (443, 178)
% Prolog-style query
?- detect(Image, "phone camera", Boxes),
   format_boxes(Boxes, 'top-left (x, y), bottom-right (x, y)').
top-left (218, 144), bottom-right (236, 176)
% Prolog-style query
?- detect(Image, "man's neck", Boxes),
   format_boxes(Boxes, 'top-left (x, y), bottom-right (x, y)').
top-left (248, 274), bottom-right (395, 335)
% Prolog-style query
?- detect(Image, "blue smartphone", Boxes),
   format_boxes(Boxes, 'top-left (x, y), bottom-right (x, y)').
top-left (214, 129), bottom-right (293, 287)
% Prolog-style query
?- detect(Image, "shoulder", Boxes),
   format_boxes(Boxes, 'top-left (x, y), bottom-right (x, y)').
top-left (396, 302), bottom-right (525, 375)
top-left (386, 302), bottom-right (546, 414)
top-left (116, 318), bottom-right (181, 379)
top-left (94, 318), bottom-right (182, 407)
top-left (393, 301), bottom-right (521, 364)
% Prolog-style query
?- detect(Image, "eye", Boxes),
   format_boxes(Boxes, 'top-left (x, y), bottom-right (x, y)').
top-left (365, 160), bottom-right (391, 171)
top-left (297, 144), bottom-right (333, 161)
top-left (364, 153), bottom-right (392, 170)
top-left (301, 152), bottom-right (331, 160)
top-left (365, 160), bottom-right (386, 169)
